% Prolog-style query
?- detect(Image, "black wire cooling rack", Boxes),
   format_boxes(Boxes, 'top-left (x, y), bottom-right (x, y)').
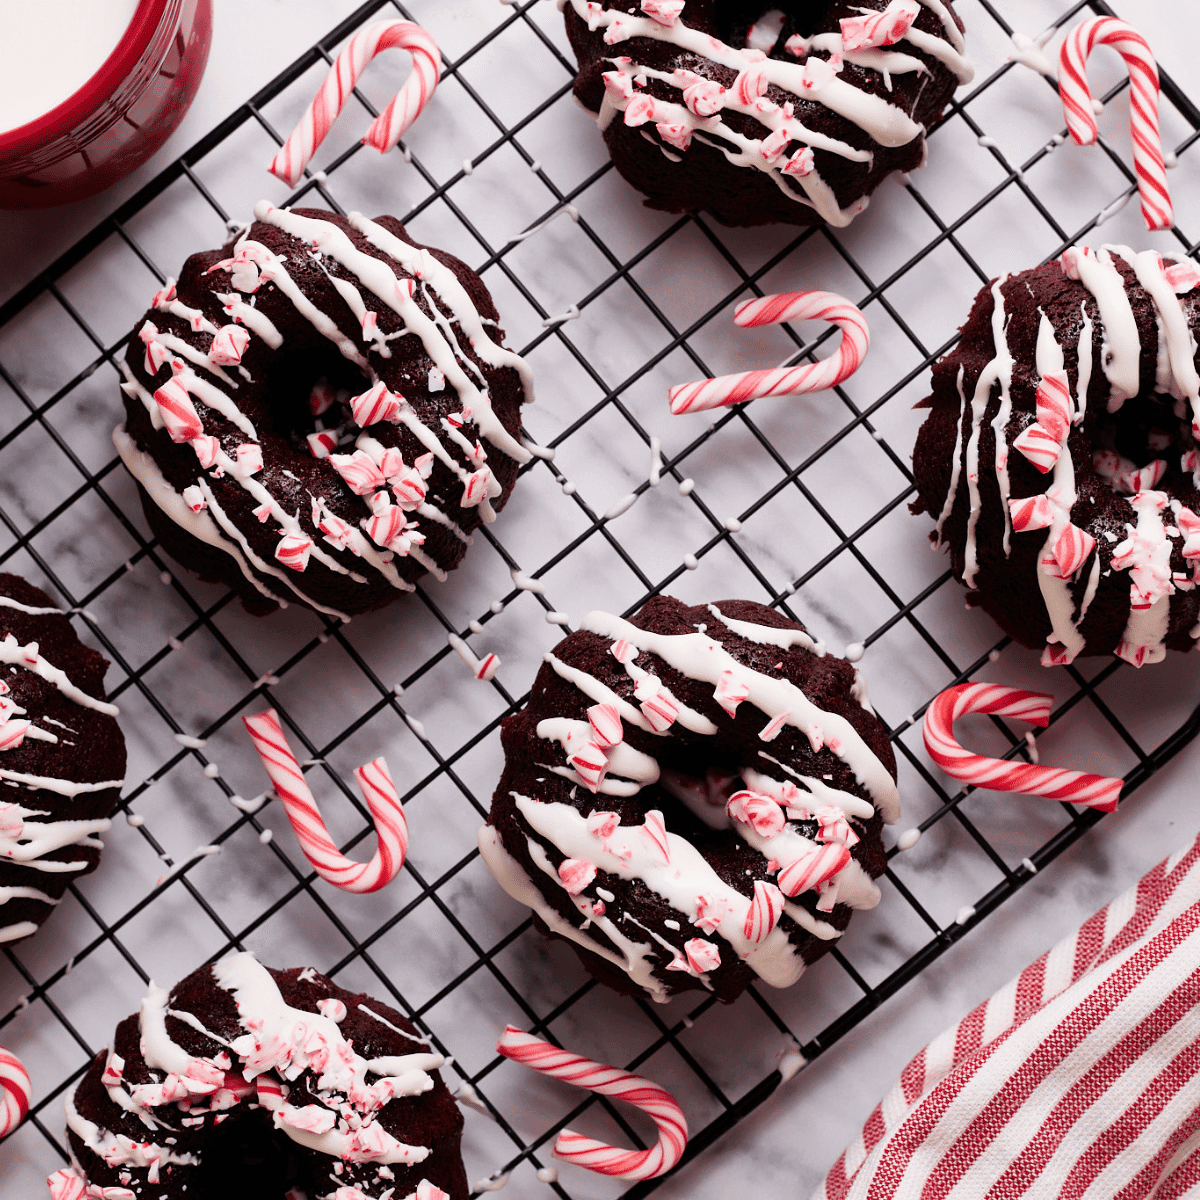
top-left (2, 0), bottom-right (1200, 1195)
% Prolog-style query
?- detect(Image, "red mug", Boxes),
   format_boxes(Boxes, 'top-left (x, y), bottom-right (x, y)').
top-left (0, 0), bottom-right (212, 210)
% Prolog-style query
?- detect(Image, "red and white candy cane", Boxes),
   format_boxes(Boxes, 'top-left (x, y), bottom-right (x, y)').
top-left (1058, 16), bottom-right (1171, 231)
top-left (0, 1046), bottom-right (30, 1136)
top-left (269, 20), bottom-right (441, 188)
top-left (497, 1027), bottom-right (687, 1181)
top-left (668, 291), bottom-right (869, 415)
top-left (923, 683), bottom-right (1123, 813)
top-left (242, 708), bottom-right (408, 893)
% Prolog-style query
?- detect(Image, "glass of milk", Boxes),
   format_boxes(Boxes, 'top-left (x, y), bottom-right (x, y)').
top-left (0, 0), bottom-right (212, 209)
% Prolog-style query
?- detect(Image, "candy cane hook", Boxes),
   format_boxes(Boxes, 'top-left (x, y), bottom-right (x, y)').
top-left (269, 20), bottom-right (442, 188)
top-left (242, 708), bottom-right (408, 892)
top-left (1058, 16), bottom-right (1172, 231)
top-left (668, 291), bottom-right (869, 415)
top-left (0, 1047), bottom-right (30, 1137)
top-left (497, 1027), bottom-right (687, 1180)
top-left (923, 683), bottom-right (1123, 812)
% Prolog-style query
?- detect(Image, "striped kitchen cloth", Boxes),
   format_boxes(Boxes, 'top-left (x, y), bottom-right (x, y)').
top-left (812, 831), bottom-right (1200, 1199)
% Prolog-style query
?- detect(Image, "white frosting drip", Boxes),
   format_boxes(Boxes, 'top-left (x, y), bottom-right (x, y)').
top-left (515, 794), bottom-right (810, 989)
top-left (115, 954), bottom-right (443, 1172)
top-left (0, 595), bottom-right (62, 616)
top-left (578, 611), bottom-right (899, 822)
top-left (567, 0), bottom-right (969, 227)
top-left (214, 293), bottom-right (283, 348)
top-left (1066, 247), bottom-right (1141, 409)
top-left (114, 426), bottom-right (293, 614)
top-left (254, 203), bottom-right (531, 466)
top-left (1076, 303), bottom-right (1094, 420)
top-left (0, 802), bottom-right (111, 868)
top-left (706, 603), bottom-right (822, 654)
top-left (934, 366), bottom-right (968, 540)
top-left (536, 717), bottom-right (660, 795)
top-left (0, 634), bottom-right (118, 716)
top-left (66, 1092), bottom-right (199, 1176)
top-left (481, 825), bottom-right (675, 1002)
top-left (1126, 248), bottom-right (1200, 427)
top-left (962, 277), bottom-right (1013, 587)
top-left (1113, 492), bottom-right (1174, 666)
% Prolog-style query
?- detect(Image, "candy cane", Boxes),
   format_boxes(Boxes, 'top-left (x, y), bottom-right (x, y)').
top-left (242, 708), bottom-right (408, 892)
top-left (1058, 16), bottom-right (1171, 231)
top-left (0, 1047), bottom-right (30, 1136)
top-left (668, 291), bottom-right (869, 415)
top-left (269, 21), bottom-right (442, 188)
top-left (923, 684), bottom-right (1123, 812)
top-left (497, 1027), bottom-right (687, 1180)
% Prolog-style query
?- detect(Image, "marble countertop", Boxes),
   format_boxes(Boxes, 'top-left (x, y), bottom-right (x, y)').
top-left (2, 1), bottom-right (1200, 1197)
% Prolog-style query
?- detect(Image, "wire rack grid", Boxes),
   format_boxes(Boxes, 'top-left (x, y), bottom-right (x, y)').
top-left (1, 0), bottom-right (1200, 1195)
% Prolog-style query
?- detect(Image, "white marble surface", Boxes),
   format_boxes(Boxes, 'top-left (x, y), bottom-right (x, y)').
top-left (1, 1), bottom-right (1200, 1198)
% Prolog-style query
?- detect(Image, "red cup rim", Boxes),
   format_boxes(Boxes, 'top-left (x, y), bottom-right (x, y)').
top-left (0, 0), bottom-right (170, 159)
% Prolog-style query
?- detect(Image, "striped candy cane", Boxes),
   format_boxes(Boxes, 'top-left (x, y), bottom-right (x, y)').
top-left (269, 21), bottom-right (442, 188)
top-left (1058, 16), bottom-right (1172, 231)
top-left (0, 1047), bottom-right (30, 1136)
top-left (668, 291), bottom-right (869, 415)
top-left (242, 708), bottom-right (408, 892)
top-left (497, 1027), bottom-right (687, 1180)
top-left (923, 683), bottom-right (1123, 812)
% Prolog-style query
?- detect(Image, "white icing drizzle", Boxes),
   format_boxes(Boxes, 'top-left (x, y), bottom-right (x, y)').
top-left (195, 480), bottom-right (349, 621)
top-left (128, 205), bottom-right (533, 613)
top-left (962, 278), bottom-right (1014, 586)
top-left (215, 292), bottom-right (283, 348)
top-left (155, 290), bottom-right (220, 336)
top-left (1112, 491), bottom-right (1175, 666)
top-left (1064, 247), bottom-right (1141, 409)
top-left (0, 803), bottom-right (111, 866)
top-left (536, 717), bottom-right (660, 795)
top-left (934, 366), bottom-right (968, 540)
top-left (1126, 248), bottom-right (1200, 428)
top-left (545, 651), bottom-right (654, 734)
top-left (146, 329), bottom-right (240, 389)
top-left (66, 1092), bottom-right (199, 1177)
top-left (568, 0), bottom-right (970, 228)
top-left (516, 794), bottom-right (810, 989)
top-left (0, 633), bottom-right (118, 716)
top-left (705, 603), bottom-right (821, 654)
top-left (579, 610), bottom-right (900, 823)
top-left (348, 212), bottom-right (536, 414)
top-left (113, 427), bottom-right (293, 614)
top-left (1076, 303), bottom-right (1094, 421)
top-left (107, 954), bottom-right (443, 1176)
top-left (0, 595), bottom-right (62, 616)
top-left (481, 825), bottom-right (673, 1002)
top-left (1027, 308), bottom-right (1091, 665)
top-left (255, 203), bottom-right (531, 466)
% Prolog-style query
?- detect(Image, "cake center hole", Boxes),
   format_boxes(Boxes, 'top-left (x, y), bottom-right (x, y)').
top-left (265, 344), bottom-right (371, 455)
top-left (1089, 389), bottom-right (1194, 496)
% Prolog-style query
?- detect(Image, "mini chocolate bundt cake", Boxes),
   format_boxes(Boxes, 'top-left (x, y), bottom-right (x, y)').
top-left (0, 573), bottom-right (125, 945)
top-left (49, 954), bottom-right (467, 1200)
top-left (116, 201), bottom-right (533, 620)
top-left (480, 596), bottom-right (898, 1004)
top-left (912, 245), bottom-right (1200, 667)
top-left (563, 0), bottom-right (972, 227)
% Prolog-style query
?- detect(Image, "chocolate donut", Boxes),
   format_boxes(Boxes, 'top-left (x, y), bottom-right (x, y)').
top-left (0, 573), bottom-right (125, 946)
top-left (115, 202), bottom-right (533, 620)
top-left (51, 954), bottom-right (467, 1200)
top-left (480, 596), bottom-right (898, 1004)
top-left (562, 0), bottom-right (972, 228)
top-left (912, 246), bottom-right (1200, 667)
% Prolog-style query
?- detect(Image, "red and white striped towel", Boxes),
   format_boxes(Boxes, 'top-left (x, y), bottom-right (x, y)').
top-left (813, 832), bottom-right (1200, 1199)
